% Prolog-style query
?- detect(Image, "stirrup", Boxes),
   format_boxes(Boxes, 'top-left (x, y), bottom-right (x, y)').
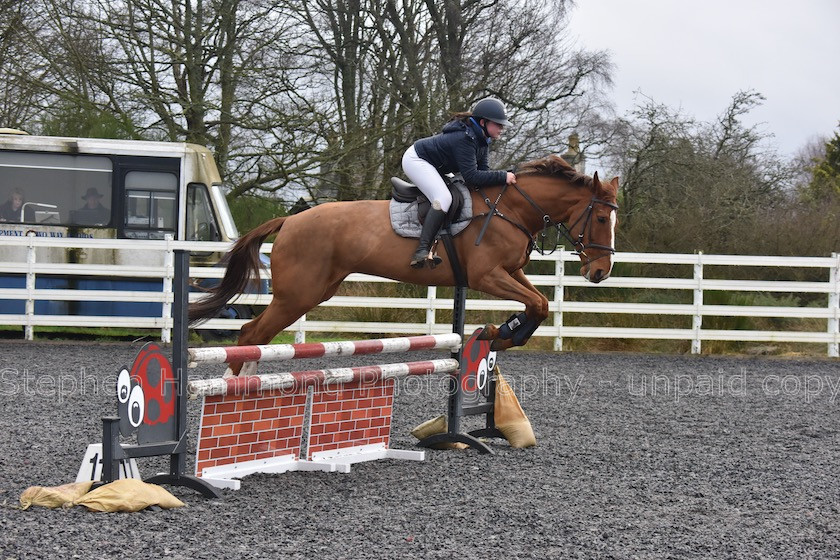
top-left (410, 249), bottom-right (441, 269)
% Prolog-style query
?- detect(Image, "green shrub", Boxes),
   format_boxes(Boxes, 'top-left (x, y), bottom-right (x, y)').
top-left (228, 195), bottom-right (288, 233)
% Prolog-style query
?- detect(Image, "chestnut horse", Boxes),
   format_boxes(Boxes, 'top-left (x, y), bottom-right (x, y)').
top-left (190, 154), bottom-right (619, 376)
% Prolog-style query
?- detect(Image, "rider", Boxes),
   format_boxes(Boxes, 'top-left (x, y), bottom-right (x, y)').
top-left (402, 97), bottom-right (517, 268)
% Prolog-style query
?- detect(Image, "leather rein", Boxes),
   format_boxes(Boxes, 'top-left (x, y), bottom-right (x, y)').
top-left (474, 181), bottom-right (618, 263)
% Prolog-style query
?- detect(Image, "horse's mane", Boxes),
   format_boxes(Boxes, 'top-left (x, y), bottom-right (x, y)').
top-left (517, 154), bottom-right (592, 187)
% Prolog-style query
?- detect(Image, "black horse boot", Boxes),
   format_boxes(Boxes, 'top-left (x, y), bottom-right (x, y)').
top-left (410, 208), bottom-right (446, 269)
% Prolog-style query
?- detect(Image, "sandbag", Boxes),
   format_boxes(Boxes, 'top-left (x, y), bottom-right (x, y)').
top-left (73, 479), bottom-right (185, 512)
top-left (411, 415), bottom-right (468, 450)
top-left (20, 481), bottom-right (94, 510)
top-left (494, 369), bottom-right (536, 448)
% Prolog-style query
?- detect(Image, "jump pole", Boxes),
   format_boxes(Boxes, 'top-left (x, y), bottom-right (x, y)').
top-left (187, 286), bottom-right (501, 456)
top-left (187, 357), bottom-right (460, 490)
top-left (186, 334), bottom-right (468, 489)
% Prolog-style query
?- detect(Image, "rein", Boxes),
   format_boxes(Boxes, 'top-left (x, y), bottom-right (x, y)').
top-left (475, 181), bottom-right (618, 262)
top-left (473, 183), bottom-right (532, 247)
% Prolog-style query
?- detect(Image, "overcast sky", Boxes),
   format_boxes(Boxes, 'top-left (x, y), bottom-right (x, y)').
top-left (566, 0), bottom-right (840, 158)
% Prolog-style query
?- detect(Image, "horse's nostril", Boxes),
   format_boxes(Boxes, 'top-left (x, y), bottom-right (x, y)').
top-left (594, 269), bottom-right (603, 282)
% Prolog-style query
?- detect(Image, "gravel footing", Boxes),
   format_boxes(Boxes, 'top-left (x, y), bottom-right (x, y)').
top-left (1, 341), bottom-right (839, 559)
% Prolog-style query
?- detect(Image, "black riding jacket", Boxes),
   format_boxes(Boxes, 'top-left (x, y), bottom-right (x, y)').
top-left (413, 119), bottom-right (507, 187)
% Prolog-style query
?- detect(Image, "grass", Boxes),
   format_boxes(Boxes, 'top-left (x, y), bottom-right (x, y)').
top-left (0, 325), bottom-right (159, 342)
top-left (0, 325), bottom-right (367, 346)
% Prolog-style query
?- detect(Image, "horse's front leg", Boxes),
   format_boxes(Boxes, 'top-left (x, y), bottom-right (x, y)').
top-left (474, 267), bottom-right (549, 351)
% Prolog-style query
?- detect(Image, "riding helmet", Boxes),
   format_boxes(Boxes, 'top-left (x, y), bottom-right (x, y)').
top-left (471, 97), bottom-right (512, 127)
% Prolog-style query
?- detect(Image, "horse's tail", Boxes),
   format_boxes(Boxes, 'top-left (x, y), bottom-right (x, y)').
top-left (188, 217), bottom-right (287, 325)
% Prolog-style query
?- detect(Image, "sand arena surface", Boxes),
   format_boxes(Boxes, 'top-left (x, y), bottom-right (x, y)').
top-left (1, 341), bottom-right (839, 558)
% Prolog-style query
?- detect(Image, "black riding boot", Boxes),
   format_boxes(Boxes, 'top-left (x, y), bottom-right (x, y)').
top-left (410, 208), bottom-right (446, 269)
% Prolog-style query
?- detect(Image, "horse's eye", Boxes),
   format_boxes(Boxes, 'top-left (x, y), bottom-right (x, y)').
top-left (597, 216), bottom-right (607, 224)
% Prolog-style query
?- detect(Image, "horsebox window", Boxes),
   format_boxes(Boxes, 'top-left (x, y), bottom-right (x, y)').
top-left (0, 152), bottom-right (112, 226)
top-left (186, 183), bottom-right (221, 241)
top-left (123, 171), bottom-right (177, 240)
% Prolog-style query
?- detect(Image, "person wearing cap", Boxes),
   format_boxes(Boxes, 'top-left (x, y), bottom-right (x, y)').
top-left (73, 187), bottom-right (111, 225)
top-left (402, 97), bottom-right (516, 268)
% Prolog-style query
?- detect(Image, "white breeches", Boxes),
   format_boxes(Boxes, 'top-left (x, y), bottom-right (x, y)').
top-left (402, 145), bottom-right (452, 212)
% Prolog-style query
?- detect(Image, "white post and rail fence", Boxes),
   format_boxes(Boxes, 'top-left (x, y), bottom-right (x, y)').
top-left (0, 235), bottom-right (838, 357)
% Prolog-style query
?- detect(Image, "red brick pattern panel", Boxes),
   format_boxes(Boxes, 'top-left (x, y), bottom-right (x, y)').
top-left (307, 378), bottom-right (395, 459)
top-left (195, 389), bottom-right (307, 476)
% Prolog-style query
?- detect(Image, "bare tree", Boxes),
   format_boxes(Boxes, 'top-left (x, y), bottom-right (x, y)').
top-left (604, 91), bottom-right (794, 254)
top-left (14, 0), bottom-right (321, 197)
top-left (288, 0), bottom-right (394, 200)
top-left (9, 0), bottom-right (614, 206)
top-left (93, 0), bottom-right (312, 186)
top-left (289, 0), bottom-right (613, 200)
top-left (0, 1), bottom-right (53, 128)
top-left (474, 1), bottom-right (613, 162)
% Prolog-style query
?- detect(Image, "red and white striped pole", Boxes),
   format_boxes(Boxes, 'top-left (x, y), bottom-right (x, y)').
top-left (188, 358), bottom-right (459, 398)
top-left (188, 333), bottom-right (462, 367)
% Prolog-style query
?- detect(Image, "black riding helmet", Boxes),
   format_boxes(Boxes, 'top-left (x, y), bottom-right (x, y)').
top-left (471, 97), bottom-right (512, 127)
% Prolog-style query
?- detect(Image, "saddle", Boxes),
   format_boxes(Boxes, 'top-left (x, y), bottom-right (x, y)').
top-left (388, 174), bottom-right (473, 239)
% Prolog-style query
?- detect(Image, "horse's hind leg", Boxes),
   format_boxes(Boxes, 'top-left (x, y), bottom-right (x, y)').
top-left (222, 298), bottom-right (307, 377)
top-left (225, 279), bottom-right (345, 377)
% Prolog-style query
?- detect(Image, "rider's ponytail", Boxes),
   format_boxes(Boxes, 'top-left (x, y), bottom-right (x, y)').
top-left (449, 111), bottom-right (471, 122)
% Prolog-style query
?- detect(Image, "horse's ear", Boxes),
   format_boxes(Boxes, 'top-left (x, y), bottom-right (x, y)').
top-left (610, 177), bottom-right (619, 189)
top-left (593, 171), bottom-right (601, 186)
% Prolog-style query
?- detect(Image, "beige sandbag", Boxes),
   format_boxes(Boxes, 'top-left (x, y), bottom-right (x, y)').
top-left (73, 479), bottom-right (186, 512)
top-left (494, 369), bottom-right (536, 448)
top-left (411, 415), bottom-right (468, 450)
top-left (20, 481), bottom-right (94, 510)
top-left (411, 414), bottom-right (447, 440)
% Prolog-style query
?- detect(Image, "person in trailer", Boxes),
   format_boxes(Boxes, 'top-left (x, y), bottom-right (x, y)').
top-left (73, 187), bottom-right (111, 225)
top-left (0, 188), bottom-right (26, 222)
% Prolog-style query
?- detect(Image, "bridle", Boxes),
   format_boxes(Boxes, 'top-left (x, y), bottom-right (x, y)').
top-left (476, 181), bottom-right (618, 265)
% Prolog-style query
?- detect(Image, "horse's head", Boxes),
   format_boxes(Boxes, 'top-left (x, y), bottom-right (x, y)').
top-left (568, 171), bottom-right (619, 283)
top-left (509, 155), bottom-right (619, 283)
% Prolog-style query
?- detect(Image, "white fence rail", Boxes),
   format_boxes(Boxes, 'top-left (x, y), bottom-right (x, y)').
top-left (0, 235), bottom-right (838, 356)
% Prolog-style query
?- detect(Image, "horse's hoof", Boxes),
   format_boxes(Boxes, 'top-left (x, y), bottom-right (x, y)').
top-left (240, 362), bottom-right (258, 376)
top-left (223, 368), bottom-right (237, 379)
top-left (477, 324), bottom-right (498, 340)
